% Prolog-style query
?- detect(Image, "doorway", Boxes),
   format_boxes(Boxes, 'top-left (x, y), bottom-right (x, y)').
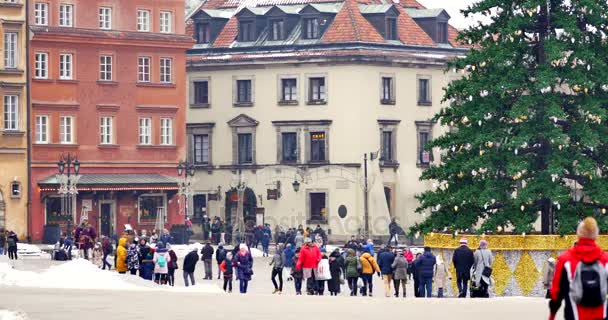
top-left (99, 200), bottom-right (115, 237)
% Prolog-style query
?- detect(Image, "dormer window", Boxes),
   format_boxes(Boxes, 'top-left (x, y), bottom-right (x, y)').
top-left (239, 20), bottom-right (256, 42)
top-left (197, 23), bottom-right (211, 44)
top-left (270, 19), bottom-right (285, 41)
top-left (303, 18), bottom-right (319, 39)
top-left (437, 22), bottom-right (448, 43)
top-left (386, 18), bottom-right (397, 40)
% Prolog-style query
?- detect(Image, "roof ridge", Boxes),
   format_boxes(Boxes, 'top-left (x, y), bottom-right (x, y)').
top-left (345, 0), bottom-right (361, 41)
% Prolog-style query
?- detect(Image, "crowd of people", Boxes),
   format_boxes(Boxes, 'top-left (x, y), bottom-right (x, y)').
top-left (0, 229), bottom-right (19, 260)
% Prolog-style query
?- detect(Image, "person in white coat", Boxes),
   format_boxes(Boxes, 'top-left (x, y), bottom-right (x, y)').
top-left (471, 240), bottom-right (493, 298)
top-left (316, 253), bottom-right (332, 295)
top-left (153, 241), bottom-right (171, 285)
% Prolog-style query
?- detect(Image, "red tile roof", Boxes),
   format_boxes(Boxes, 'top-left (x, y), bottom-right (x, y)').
top-left (322, 0), bottom-right (384, 43)
top-left (448, 25), bottom-right (475, 49)
top-left (212, 16), bottom-right (239, 47)
top-left (395, 5), bottom-right (434, 46)
top-left (203, 0), bottom-right (230, 9)
top-left (400, 0), bottom-right (425, 9)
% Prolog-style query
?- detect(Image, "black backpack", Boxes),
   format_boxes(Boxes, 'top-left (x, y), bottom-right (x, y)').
top-left (570, 260), bottom-right (607, 307)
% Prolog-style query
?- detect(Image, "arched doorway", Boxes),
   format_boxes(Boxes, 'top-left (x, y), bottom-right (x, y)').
top-left (224, 187), bottom-right (257, 243)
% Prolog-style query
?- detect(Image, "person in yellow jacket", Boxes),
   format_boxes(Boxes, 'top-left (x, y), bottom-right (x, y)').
top-left (116, 237), bottom-right (128, 274)
top-left (360, 248), bottom-right (380, 297)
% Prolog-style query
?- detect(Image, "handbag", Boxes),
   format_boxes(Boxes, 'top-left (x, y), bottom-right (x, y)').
top-left (480, 250), bottom-right (492, 278)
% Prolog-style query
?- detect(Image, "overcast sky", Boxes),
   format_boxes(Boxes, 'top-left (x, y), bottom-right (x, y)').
top-left (417, 0), bottom-right (481, 30)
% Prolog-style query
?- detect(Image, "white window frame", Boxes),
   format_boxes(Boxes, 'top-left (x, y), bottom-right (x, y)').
top-left (139, 118), bottom-right (152, 145)
top-left (34, 2), bottom-right (49, 26)
top-left (59, 4), bottom-right (74, 27)
top-left (99, 7), bottom-right (112, 30)
top-left (159, 11), bottom-right (172, 33)
top-left (3, 32), bottom-right (18, 69)
top-left (60, 116), bottom-right (74, 144)
top-left (137, 10), bottom-right (151, 32)
top-left (160, 57), bottom-right (172, 83)
top-left (99, 55), bottom-right (112, 81)
top-left (100, 116), bottom-right (113, 145)
top-left (35, 52), bottom-right (48, 79)
top-left (160, 118), bottom-right (173, 145)
top-left (35, 115), bottom-right (49, 144)
top-left (3, 95), bottom-right (18, 131)
top-left (138, 56), bottom-right (150, 83)
top-left (59, 53), bottom-right (73, 80)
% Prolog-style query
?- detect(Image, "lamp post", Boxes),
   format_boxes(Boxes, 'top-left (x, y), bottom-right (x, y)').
top-left (362, 151), bottom-right (380, 239)
top-left (231, 169), bottom-right (246, 245)
top-left (177, 160), bottom-right (196, 221)
top-left (56, 153), bottom-right (81, 238)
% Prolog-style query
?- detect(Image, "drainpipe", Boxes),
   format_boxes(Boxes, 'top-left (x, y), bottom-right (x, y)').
top-left (25, 0), bottom-right (32, 243)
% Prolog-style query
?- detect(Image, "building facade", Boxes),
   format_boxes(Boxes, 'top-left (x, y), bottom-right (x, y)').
top-left (0, 0), bottom-right (28, 239)
top-left (29, 0), bottom-right (192, 241)
top-left (185, 0), bottom-right (468, 240)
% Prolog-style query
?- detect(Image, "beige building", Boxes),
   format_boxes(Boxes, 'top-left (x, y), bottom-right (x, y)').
top-left (185, 0), bottom-right (468, 240)
top-left (0, 0), bottom-right (28, 238)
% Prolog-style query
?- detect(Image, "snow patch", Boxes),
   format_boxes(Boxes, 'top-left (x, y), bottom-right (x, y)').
top-left (0, 310), bottom-right (28, 320)
top-left (16, 243), bottom-right (47, 257)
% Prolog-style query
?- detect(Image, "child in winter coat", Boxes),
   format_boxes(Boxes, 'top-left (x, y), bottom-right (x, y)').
top-left (220, 252), bottom-right (234, 293)
top-left (434, 256), bottom-right (451, 298)
top-left (91, 243), bottom-right (103, 268)
top-left (291, 249), bottom-right (304, 295)
top-left (127, 242), bottom-right (141, 275)
top-left (542, 257), bottom-right (556, 299)
top-left (316, 254), bottom-right (331, 295)
top-left (153, 241), bottom-right (171, 285)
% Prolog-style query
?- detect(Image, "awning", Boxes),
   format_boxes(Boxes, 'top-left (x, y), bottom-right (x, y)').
top-left (38, 173), bottom-right (179, 192)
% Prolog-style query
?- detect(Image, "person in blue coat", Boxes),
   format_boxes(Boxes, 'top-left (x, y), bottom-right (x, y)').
top-left (415, 247), bottom-right (437, 298)
top-left (261, 224), bottom-right (272, 257)
top-left (234, 243), bottom-right (254, 293)
top-left (283, 244), bottom-right (296, 281)
top-left (378, 246), bottom-right (396, 297)
top-left (362, 239), bottom-right (374, 257)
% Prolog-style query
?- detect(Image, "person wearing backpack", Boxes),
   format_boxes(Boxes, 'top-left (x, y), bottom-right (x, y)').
top-left (471, 240), bottom-right (493, 298)
top-left (153, 241), bottom-right (171, 285)
top-left (549, 217), bottom-right (608, 320)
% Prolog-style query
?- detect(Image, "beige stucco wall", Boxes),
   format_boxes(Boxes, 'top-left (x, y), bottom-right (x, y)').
top-left (0, 1), bottom-right (29, 238)
top-left (186, 61), bottom-right (453, 239)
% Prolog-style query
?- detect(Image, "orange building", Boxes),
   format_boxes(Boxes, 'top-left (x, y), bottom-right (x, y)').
top-left (29, 0), bottom-right (192, 241)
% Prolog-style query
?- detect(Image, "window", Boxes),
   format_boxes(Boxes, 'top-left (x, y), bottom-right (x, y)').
top-left (270, 19), bottom-right (284, 41)
top-left (381, 77), bottom-right (394, 102)
top-left (160, 118), bottom-right (173, 145)
top-left (139, 118), bottom-right (152, 145)
top-left (386, 18), bottom-right (397, 40)
top-left (303, 18), bottom-right (319, 39)
top-left (193, 81), bottom-right (209, 105)
top-left (236, 80), bottom-right (252, 104)
top-left (308, 77), bottom-right (326, 103)
top-left (3, 32), bottom-right (17, 69)
top-left (238, 21), bottom-right (255, 42)
top-left (10, 182), bottom-right (21, 199)
top-left (416, 121), bottom-right (434, 166)
top-left (138, 57), bottom-right (150, 82)
top-left (35, 115), bottom-right (48, 143)
top-left (309, 192), bottom-right (327, 223)
top-left (194, 134), bottom-right (210, 164)
top-left (160, 58), bottom-right (172, 83)
top-left (310, 131), bottom-right (326, 162)
top-left (197, 23), bottom-right (211, 43)
top-left (59, 4), bottom-right (73, 27)
top-left (59, 53), bottom-right (73, 80)
top-left (138, 194), bottom-right (167, 223)
top-left (281, 78), bottom-right (297, 102)
top-left (99, 55), bottom-right (112, 81)
top-left (160, 11), bottom-right (172, 33)
top-left (100, 116), bottom-right (113, 144)
top-left (137, 10), bottom-right (150, 32)
top-left (3, 95), bottom-right (18, 131)
top-left (60, 116), bottom-right (74, 144)
top-left (281, 132), bottom-right (298, 163)
top-left (34, 2), bottom-right (48, 26)
top-left (237, 133), bottom-right (253, 164)
top-left (34, 52), bottom-right (48, 79)
top-left (437, 22), bottom-right (448, 43)
top-left (418, 78), bottom-right (431, 105)
top-left (382, 131), bottom-right (393, 162)
top-left (99, 7), bottom-right (112, 30)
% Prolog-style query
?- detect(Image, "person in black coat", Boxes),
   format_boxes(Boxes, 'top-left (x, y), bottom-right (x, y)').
top-left (200, 242), bottom-right (215, 280)
top-left (328, 251), bottom-right (342, 296)
top-left (215, 245), bottom-right (227, 280)
top-left (412, 253), bottom-right (422, 297)
top-left (452, 238), bottom-right (475, 298)
top-left (183, 248), bottom-right (199, 287)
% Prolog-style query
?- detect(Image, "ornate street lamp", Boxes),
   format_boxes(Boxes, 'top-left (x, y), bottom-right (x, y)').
top-left (56, 153), bottom-right (81, 238)
top-left (177, 160), bottom-right (195, 220)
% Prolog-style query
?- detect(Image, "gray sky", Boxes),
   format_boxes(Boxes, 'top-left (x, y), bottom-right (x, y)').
top-left (417, 0), bottom-right (481, 30)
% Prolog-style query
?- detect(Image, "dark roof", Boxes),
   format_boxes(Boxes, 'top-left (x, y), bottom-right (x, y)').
top-left (38, 174), bottom-right (178, 186)
top-left (31, 27), bottom-right (194, 47)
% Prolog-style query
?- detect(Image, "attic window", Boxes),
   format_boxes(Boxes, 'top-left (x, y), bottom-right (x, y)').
top-left (303, 18), bottom-right (319, 39)
top-left (386, 18), bottom-right (397, 40)
top-left (197, 23), bottom-right (211, 44)
top-left (270, 19), bottom-right (285, 41)
top-left (239, 20), bottom-right (255, 42)
top-left (437, 22), bottom-right (448, 43)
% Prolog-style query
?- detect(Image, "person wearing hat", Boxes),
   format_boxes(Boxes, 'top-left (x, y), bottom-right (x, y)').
top-left (471, 240), bottom-right (492, 298)
top-left (153, 241), bottom-right (171, 285)
top-left (296, 237), bottom-right (322, 295)
top-left (391, 249), bottom-right (408, 297)
top-left (549, 217), bottom-right (608, 320)
top-left (74, 218), bottom-right (97, 260)
top-left (452, 237), bottom-right (475, 298)
top-left (234, 243), bottom-right (254, 293)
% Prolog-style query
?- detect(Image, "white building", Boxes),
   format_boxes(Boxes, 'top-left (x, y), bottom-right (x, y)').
top-left (185, 0), bottom-right (469, 241)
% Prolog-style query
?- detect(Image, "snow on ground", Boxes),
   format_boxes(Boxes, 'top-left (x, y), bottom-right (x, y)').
top-left (16, 243), bottom-right (48, 258)
top-left (0, 259), bottom-right (223, 294)
top-left (155, 242), bottom-right (268, 258)
top-left (0, 310), bottom-right (28, 320)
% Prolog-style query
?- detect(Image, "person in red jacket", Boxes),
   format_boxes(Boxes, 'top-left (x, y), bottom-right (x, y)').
top-left (549, 217), bottom-right (608, 320)
top-left (296, 238), bottom-right (321, 295)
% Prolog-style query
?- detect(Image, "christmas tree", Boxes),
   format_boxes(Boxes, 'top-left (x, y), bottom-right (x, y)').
top-left (412, 0), bottom-right (608, 235)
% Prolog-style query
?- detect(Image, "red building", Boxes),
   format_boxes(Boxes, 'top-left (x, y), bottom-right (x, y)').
top-left (29, 0), bottom-right (192, 241)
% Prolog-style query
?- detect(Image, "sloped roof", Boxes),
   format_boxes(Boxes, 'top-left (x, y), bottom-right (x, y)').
top-left (395, 5), bottom-right (434, 46)
top-left (213, 15), bottom-right (239, 47)
top-left (358, 4), bottom-right (393, 14)
top-left (405, 8), bottom-right (448, 19)
top-left (38, 174), bottom-right (178, 186)
top-left (322, 0), bottom-right (384, 43)
top-left (400, 0), bottom-right (425, 9)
